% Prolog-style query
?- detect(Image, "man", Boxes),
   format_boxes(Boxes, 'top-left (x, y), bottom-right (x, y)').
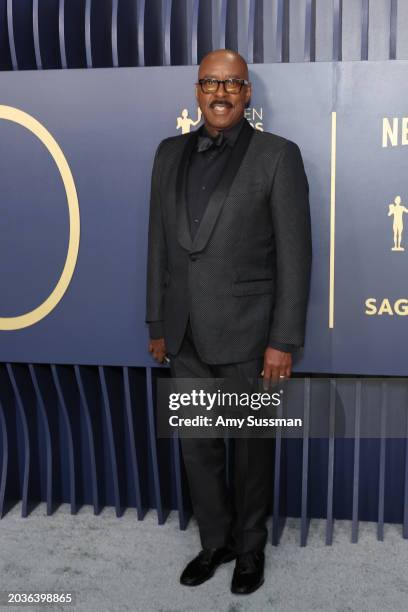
top-left (146, 49), bottom-right (312, 594)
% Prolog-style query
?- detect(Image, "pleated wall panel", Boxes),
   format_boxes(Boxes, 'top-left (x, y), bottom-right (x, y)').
top-left (0, 0), bottom-right (12, 69)
top-left (59, 0), bottom-right (87, 68)
top-left (0, 0), bottom-right (407, 67)
top-left (7, 0), bottom-right (37, 69)
top-left (34, 0), bottom-right (60, 69)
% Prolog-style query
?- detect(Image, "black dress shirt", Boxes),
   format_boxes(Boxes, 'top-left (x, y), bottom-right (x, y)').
top-left (150, 118), bottom-right (296, 354)
top-left (186, 118), bottom-right (245, 240)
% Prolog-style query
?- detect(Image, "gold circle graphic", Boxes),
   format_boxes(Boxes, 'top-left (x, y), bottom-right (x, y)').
top-left (0, 105), bottom-right (80, 330)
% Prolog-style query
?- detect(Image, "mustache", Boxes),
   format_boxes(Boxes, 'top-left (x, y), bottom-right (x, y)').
top-left (210, 100), bottom-right (233, 108)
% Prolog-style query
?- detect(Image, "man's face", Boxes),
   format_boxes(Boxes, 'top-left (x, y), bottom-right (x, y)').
top-left (195, 53), bottom-right (251, 133)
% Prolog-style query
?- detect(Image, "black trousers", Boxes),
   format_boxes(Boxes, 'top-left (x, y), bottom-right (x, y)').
top-left (169, 319), bottom-right (275, 554)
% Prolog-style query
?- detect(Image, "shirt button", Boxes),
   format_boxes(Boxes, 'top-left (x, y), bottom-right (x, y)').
top-left (202, 186), bottom-right (206, 190)
top-left (194, 218), bottom-right (199, 223)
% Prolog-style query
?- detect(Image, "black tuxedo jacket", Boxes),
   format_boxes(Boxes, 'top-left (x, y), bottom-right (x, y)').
top-left (146, 119), bottom-right (312, 364)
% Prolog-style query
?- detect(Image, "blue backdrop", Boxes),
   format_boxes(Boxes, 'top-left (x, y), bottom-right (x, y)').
top-left (0, 61), bottom-right (407, 375)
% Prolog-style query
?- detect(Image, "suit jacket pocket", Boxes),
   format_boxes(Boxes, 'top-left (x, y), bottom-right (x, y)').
top-left (232, 278), bottom-right (275, 296)
top-left (228, 181), bottom-right (265, 198)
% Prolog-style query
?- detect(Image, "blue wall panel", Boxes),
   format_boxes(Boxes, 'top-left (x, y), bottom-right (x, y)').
top-left (7, 0), bottom-right (36, 70)
top-left (0, 0), bottom-right (12, 69)
top-left (34, 0), bottom-right (61, 69)
top-left (59, 0), bottom-right (86, 69)
top-left (1, 0), bottom-right (408, 68)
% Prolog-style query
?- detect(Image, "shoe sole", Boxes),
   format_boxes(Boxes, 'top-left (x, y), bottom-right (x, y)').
top-left (231, 576), bottom-right (265, 595)
top-left (180, 553), bottom-right (236, 587)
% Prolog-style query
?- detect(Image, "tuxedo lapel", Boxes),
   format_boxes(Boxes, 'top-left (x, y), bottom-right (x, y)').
top-left (191, 119), bottom-right (254, 253)
top-left (176, 131), bottom-right (198, 251)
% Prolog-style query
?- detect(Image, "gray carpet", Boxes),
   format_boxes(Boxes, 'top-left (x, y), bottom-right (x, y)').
top-left (0, 503), bottom-right (407, 612)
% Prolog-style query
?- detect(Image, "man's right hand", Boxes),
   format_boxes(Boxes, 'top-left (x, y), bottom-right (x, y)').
top-left (148, 338), bottom-right (167, 364)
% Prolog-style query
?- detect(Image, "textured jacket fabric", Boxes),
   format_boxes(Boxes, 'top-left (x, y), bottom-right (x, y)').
top-left (146, 119), bottom-right (312, 364)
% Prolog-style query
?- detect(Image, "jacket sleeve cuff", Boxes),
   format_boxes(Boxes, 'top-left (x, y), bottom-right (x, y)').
top-left (149, 321), bottom-right (164, 339)
top-left (268, 340), bottom-right (298, 354)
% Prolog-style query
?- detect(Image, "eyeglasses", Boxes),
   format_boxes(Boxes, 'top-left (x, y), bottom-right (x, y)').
top-left (197, 78), bottom-right (250, 94)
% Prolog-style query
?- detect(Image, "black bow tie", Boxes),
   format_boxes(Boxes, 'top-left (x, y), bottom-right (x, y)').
top-left (197, 131), bottom-right (225, 153)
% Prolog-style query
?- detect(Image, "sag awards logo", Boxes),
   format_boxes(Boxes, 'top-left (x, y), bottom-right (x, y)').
top-left (364, 116), bottom-right (408, 317)
top-left (176, 108), bottom-right (202, 133)
top-left (388, 195), bottom-right (408, 251)
top-left (176, 107), bottom-right (264, 133)
top-left (364, 194), bottom-right (408, 317)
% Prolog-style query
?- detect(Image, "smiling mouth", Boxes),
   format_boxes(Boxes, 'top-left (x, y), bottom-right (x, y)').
top-left (210, 103), bottom-right (233, 112)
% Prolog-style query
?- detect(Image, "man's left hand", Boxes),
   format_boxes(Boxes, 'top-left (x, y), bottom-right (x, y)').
top-left (262, 347), bottom-right (292, 389)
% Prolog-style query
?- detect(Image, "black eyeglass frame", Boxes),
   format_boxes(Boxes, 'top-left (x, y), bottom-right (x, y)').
top-left (197, 78), bottom-right (250, 93)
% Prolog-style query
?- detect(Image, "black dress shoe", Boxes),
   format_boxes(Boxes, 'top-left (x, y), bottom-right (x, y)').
top-left (231, 550), bottom-right (265, 595)
top-left (180, 546), bottom-right (236, 586)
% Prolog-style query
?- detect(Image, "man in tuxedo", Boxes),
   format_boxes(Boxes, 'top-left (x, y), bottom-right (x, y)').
top-left (146, 49), bottom-right (311, 594)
